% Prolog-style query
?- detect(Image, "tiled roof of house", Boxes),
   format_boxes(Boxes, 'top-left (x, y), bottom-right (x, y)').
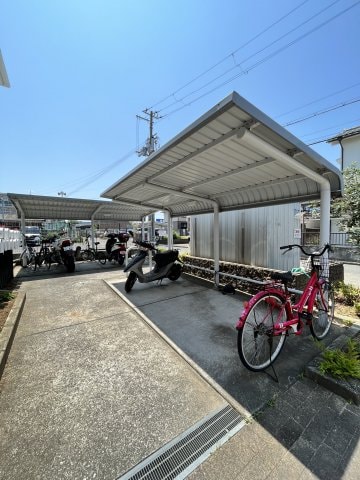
top-left (327, 125), bottom-right (360, 143)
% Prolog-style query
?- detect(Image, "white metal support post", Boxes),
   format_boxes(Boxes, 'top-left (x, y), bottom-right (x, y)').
top-left (13, 200), bottom-right (26, 249)
top-left (237, 128), bottom-right (331, 247)
top-left (91, 205), bottom-right (105, 249)
top-left (213, 203), bottom-right (220, 286)
top-left (18, 205), bottom-right (26, 265)
top-left (319, 184), bottom-right (331, 247)
top-left (143, 181), bottom-right (221, 286)
top-left (141, 218), bottom-right (145, 241)
top-left (165, 209), bottom-right (173, 250)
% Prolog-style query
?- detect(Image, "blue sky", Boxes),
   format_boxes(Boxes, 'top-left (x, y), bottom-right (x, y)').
top-left (1, 0), bottom-right (359, 199)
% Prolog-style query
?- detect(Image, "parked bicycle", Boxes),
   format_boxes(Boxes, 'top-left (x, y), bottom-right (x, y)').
top-left (81, 236), bottom-right (106, 264)
top-left (236, 243), bottom-right (334, 371)
top-left (20, 243), bottom-right (38, 271)
top-left (35, 240), bottom-right (51, 269)
top-left (43, 236), bottom-right (76, 273)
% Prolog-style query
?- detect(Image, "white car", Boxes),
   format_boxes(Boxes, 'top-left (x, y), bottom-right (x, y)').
top-left (25, 226), bottom-right (41, 246)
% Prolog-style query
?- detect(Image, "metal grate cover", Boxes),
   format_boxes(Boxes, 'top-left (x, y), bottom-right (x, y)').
top-left (118, 404), bottom-right (245, 480)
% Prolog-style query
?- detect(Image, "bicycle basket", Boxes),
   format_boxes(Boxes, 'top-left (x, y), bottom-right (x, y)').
top-left (303, 255), bottom-right (329, 279)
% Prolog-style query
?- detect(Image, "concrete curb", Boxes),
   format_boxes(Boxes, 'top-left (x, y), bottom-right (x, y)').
top-left (0, 291), bottom-right (26, 380)
top-left (335, 312), bottom-right (360, 327)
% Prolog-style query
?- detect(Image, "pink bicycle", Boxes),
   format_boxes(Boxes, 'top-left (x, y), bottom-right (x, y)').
top-left (236, 243), bottom-right (335, 371)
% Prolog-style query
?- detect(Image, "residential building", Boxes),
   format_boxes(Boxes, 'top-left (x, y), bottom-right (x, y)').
top-left (327, 126), bottom-right (360, 170)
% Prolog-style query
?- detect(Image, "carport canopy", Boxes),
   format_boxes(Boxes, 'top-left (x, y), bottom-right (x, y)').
top-left (102, 91), bottom-right (342, 215)
top-left (7, 193), bottom-right (157, 247)
top-left (101, 91), bottom-right (343, 283)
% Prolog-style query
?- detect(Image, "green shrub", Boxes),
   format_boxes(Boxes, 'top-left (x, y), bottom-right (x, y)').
top-left (319, 338), bottom-right (360, 379)
top-left (0, 291), bottom-right (15, 303)
top-left (333, 281), bottom-right (360, 306)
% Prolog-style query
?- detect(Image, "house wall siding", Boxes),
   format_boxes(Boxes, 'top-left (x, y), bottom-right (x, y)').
top-left (343, 135), bottom-right (360, 169)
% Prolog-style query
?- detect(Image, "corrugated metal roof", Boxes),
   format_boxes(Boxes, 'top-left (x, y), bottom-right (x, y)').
top-left (102, 92), bottom-right (343, 216)
top-left (7, 193), bottom-right (156, 221)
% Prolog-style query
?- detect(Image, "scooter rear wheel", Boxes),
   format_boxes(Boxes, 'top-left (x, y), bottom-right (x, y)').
top-left (125, 271), bottom-right (137, 292)
top-left (98, 252), bottom-right (107, 265)
top-left (167, 264), bottom-right (182, 281)
top-left (65, 256), bottom-right (75, 273)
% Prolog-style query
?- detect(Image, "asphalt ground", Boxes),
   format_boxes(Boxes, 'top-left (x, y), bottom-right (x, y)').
top-left (1, 259), bottom-right (359, 479)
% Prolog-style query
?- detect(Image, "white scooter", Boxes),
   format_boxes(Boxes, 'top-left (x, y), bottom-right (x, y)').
top-left (123, 240), bottom-right (183, 292)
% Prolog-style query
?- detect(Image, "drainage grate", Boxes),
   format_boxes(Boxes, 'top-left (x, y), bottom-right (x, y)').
top-left (118, 404), bottom-right (245, 480)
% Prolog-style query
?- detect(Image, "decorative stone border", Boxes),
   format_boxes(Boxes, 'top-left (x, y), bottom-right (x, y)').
top-left (182, 255), bottom-right (344, 295)
top-left (0, 291), bottom-right (26, 380)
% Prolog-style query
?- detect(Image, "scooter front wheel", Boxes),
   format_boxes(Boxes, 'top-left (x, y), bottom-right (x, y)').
top-left (125, 271), bottom-right (137, 293)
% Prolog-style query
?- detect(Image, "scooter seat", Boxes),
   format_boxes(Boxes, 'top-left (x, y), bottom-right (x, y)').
top-left (154, 250), bottom-right (179, 267)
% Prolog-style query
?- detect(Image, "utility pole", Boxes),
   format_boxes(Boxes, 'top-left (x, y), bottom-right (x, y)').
top-left (136, 108), bottom-right (161, 241)
top-left (58, 191), bottom-right (66, 197)
top-left (136, 109), bottom-right (160, 157)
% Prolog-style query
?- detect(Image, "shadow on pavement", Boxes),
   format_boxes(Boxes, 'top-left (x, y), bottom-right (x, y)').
top-left (112, 275), bottom-right (360, 479)
top-left (113, 276), bottom-right (343, 413)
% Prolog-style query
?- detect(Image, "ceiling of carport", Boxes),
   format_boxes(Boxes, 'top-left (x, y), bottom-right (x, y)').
top-left (7, 193), bottom-right (157, 222)
top-left (101, 91), bottom-right (343, 216)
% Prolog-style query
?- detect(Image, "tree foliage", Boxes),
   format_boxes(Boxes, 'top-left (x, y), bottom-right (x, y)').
top-left (332, 164), bottom-right (360, 245)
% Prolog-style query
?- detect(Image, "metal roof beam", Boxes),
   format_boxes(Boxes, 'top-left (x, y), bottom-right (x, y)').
top-left (214, 174), bottom-right (304, 198)
top-left (114, 126), bottom-right (246, 199)
top-left (112, 198), bottom-right (170, 215)
top-left (144, 181), bottom-right (219, 207)
top-left (146, 126), bottom-right (246, 183)
top-left (134, 192), bottom-right (173, 203)
top-left (182, 157), bottom-right (275, 191)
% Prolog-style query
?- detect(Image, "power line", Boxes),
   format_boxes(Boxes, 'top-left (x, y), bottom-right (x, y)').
top-left (301, 117), bottom-right (360, 138)
top-left (283, 97), bottom-right (360, 126)
top-left (66, 148), bottom-right (137, 196)
top-left (159, 0), bottom-right (360, 119)
top-left (149, 0), bottom-right (310, 110)
top-left (56, 2), bottom-right (360, 195)
top-left (275, 81), bottom-right (360, 119)
top-left (305, 118), bottom-right (360, 145)
top-left (158, 0), bottom-right (340, 114)
top-left (156, 0), bottom-right (342, 113)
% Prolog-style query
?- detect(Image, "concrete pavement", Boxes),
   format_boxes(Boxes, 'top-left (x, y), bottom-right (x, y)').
top-left (0, 262), bottom-right (359, 479)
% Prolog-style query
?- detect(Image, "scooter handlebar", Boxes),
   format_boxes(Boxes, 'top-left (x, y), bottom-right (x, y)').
top-left (136, 240), bottom-right (156, 250)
